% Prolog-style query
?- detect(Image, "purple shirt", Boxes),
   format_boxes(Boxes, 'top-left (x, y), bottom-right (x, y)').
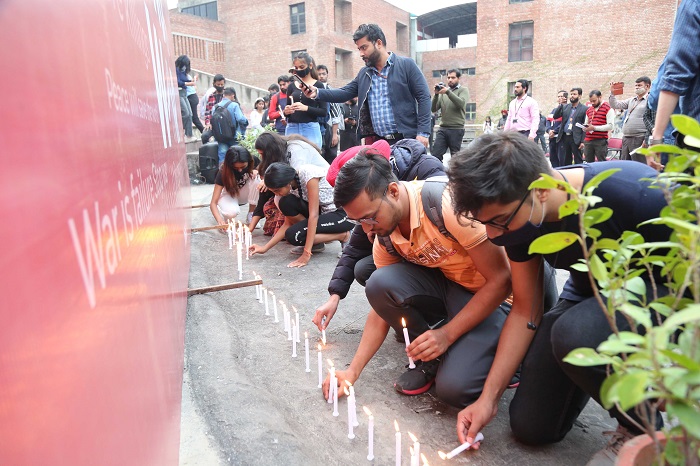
top-left (504, 95), bottom-right (540, 138)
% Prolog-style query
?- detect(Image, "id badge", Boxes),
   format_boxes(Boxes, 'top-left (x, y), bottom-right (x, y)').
top-left (512, 118), bottom-right (518, 123)
top-left (568, 123), bottom-right (573, 131)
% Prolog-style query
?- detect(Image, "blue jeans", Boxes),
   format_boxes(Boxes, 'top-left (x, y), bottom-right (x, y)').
top-left (285, 122), bottom-right (322, 149)
top-left (217, 141), bottom-right (238, 165)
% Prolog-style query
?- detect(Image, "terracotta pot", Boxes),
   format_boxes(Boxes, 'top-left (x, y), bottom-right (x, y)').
top-left (616, 433), bottom-right (666, 466)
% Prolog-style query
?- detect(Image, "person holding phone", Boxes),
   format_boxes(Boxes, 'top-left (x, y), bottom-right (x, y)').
top-left (284, 52), bottom-right (327, 148)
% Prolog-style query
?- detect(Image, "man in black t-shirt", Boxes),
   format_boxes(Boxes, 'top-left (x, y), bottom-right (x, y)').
top-left (447, 132), bottom-right (671, 465)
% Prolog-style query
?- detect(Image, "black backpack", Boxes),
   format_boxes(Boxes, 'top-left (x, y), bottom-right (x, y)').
top-left (377, 177), bottom-right (456, 257)
top-left (211, 101), bottom-right (237, 144)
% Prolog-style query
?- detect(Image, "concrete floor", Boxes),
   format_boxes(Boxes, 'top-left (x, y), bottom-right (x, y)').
top-left (179, 183), bottom-right (616, 466)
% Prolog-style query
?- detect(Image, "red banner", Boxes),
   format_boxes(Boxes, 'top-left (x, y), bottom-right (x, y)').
top-left (0, 1), bottom-right (190, 464)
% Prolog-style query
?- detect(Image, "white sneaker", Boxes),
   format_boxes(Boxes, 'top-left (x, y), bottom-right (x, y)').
top-left (585, 424), bottom-right (635, 466)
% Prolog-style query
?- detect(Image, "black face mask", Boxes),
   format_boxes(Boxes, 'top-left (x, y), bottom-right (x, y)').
top-left (489, 197), bottom-right (545, 248)
top-left (214, 85), bottom-right (224, 93)
top-left (294, 68), bottom-right (310, 78)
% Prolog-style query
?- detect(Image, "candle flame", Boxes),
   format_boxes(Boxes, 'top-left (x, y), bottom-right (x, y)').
top-left (362, 406), bottom-right (372, 416)
top-left (317, 344), bottom-right (322, 351)
top-left (345, 380), bottom-right (352, 387)
top-left (401, 317), bottom-right (407, 328)
top-left (410, 446), bottom-right (414, 455)
top-left (292, 306), bottom-right (298, 313)
top-left (327, 359), bottom-right (334, 367)
top-left (421, 453), bottom-right (429, 465)
top-left (394, 420), bottom-right (399, 432)
top-left (322, 336), bottom-right (327, 345)
top-left (408, 432), bottom-right (418, 442)
top-left (343, 387), bottom-right (350, 396)
top-left (438, 451), bottom-right (447, 460)
top-left (305, 332), bottom-right (308, 339)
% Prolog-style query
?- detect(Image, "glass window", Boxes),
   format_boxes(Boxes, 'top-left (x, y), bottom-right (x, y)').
top-left (508, 21), bottom-right (534, 62)
top-left (432, 70), bottom-right (446, 78)
top-left (510, 0), bottom-right (533, 3)
top-left (181, 1), bottom-right (218, 20)
top-left (460, 68), bottom-right (476, 76)
top-left (290, 3), bottom-right (306, 35)
top-left (465, 103), bottom-right (476, 121)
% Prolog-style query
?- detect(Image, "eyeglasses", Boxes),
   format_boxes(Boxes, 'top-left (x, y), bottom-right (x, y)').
top-left (467, 191), bottom-right (530, 231)
top-left (347, 187), bottom-right (389, 225)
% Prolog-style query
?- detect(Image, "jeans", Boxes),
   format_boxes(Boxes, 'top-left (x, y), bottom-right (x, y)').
top-left (365, 262), bottom-right (510, 408)
top-left (217, 141), bottom-right (238, 165)
top-left (286, 122), bottom-right (322, 149)
top-left (179, 89), bottom-right (193, 138)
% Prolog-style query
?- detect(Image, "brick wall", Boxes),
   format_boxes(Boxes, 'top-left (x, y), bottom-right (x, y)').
top-left (170, 11), bottom-right (226, 76)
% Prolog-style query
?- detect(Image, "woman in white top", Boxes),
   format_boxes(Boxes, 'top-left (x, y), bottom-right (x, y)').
top-left (209, 146), bottom-right (260, 225)
top-left (249, 162), bottom-right (352, 268)
top-left (248, 97), bottom-right (266, 131)
top-left (482, 116), bottom-right (493, 134)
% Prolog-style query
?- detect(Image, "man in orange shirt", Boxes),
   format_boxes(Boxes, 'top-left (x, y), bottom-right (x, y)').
top-left (322, 153), bottom-right (514, 408)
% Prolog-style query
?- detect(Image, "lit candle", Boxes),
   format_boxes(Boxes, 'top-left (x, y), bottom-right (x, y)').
top-left (264, 287), bottom-right (269, 315)
top-left (402, 318), bottom-right (416, 369)
top-left (227, 221), bottom-right (233, 249)
top-left (421, 453), bottom-right (429, 466)
top-left (409, 432), bottom-right (420, 466)
top-left (344, 387), bottom-right (355, 439)
top-left (410, 447), bottom-right (415, 466)
top-left (256, 274), bottom-right (263, 302)
top-left (395, 420), bottom-right (401, 466)
top-left (305, 332), bottom-right (310, 372)
top-left (363, 406), bottom-right (374, 461)
top-left (322, 328), bottom-right (327, 346)
top-left (287, 308), bottom-right (293, 341)
top-left (347, 381), bottom-right (358, 427)
top-left (245, 228), bottom-right (250, 260)
top-left (333, 374), bottom-right (339, 417)
top-left (317, 344), bottom-right (323, 388)
top-left (236, 242), bottom-right (243, 281)
top-left (327, 359), bottom-right (335, 405)
top-left (272, 293), bottom-right (279, 322)
top-left (438, 432), bottom-right (484, 460)
top-left (293, 307), bottom-right (300, 343)
top-left (292, 319), bottom-right (297, 358)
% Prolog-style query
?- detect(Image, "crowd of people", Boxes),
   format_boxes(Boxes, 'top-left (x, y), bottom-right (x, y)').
top-left (178, 7), bottom-right (699, 464)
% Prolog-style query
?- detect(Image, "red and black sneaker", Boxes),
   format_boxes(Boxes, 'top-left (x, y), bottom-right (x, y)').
top-left (394, 360), bottom-right (440, 396)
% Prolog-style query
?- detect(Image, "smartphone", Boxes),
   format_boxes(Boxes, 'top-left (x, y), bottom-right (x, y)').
top-left (291, 74), bottom-right (312, 93)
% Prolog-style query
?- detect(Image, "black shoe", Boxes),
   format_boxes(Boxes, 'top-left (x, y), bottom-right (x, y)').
top-left (394, 360), bottom-right (440, 396)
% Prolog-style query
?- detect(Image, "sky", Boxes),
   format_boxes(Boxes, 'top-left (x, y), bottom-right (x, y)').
top-left (167, 0), bottom-right (471, 16)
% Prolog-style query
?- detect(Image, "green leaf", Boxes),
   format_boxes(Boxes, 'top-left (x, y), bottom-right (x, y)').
top-left (649, 302), bottom-right (673, 318)
top-left (598, 339), bottom-right (640, 355)
top-left (528, 232), bottom-right (580, 255)
top-left (589, 254), bottom-right (608, 284)
top-left (529, 178), bottom-right (558, 190)
top-left (671, 114), bottom-right (700, 140)
top-left (558, 199), bottom-right (580, 218)
top-left (660, 349), bottom-right (700, 371)
top-left (615, 372), bottom-right (652, 411)
top-left (584, 207), bottom-right (614, 227)
top-left (563, 348), bottom-right (613, 366)
top-left (663, 305), bottom-right (700, 331)
top-left (599, 372), bottom-right (620, 410)
top-left (667, 400), bottom-right (700, 439)
top-left (625, 276), bottom-right (646, 297)
top-left (583, 169), bottom-right (621, 195)
top-left (588, 227), bottom-right (602, 239)
top-left (616, 331), bottom-right (646, 345)
top-left (665, 154), bottom-right (691, 173)
top-left (595, 238), bottom-right (619, 251)
top-left (647, 143), bottom-right (686, 154)
top-left (619, 303), bottom-right (653, 330)
top-left (570, 262), bottom-right (589, 273)
top-left (679, 370), bottom-right (700, 385)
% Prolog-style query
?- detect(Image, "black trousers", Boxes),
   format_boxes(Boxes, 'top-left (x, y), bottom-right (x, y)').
top-left (187, 93), bottom-right (204, 133)
top-left (559, 134), bottom-right (583, 165)
top-left (278, 195), bottom-right (353, 245)
top-left (432, 127), bottom-right (464, 161)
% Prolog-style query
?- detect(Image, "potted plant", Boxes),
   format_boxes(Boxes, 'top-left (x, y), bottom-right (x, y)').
top-left (528, 115), bottom-right (700, 466)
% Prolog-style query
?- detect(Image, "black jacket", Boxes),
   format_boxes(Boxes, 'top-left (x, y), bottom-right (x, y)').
top-left (553, 102), bottom-right (588, 145)
top-left (327, 139), bottom-right (446, 298)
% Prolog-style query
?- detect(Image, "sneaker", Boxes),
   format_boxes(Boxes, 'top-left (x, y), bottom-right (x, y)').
top-left (394, 359), bottom-right (440, 396)
top-left (290, 243), bottom-right (325, 255)
top-left (585, 424), bottom-right (635, 466)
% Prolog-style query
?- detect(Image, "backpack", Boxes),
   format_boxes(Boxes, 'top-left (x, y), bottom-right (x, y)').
top-left (211, 100), bottom-right (237, 144)
top-left (377, 177), bottom-right (456, 257)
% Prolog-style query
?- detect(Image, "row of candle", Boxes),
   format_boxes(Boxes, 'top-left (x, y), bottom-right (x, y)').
top-left (227, 220), bottom-right (252, 281)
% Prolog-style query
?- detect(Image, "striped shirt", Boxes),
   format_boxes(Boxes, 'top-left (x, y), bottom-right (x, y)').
top-left (584, 102), bottom-right (613, 141)
top-left (368, 53), bottom-right (399, 137)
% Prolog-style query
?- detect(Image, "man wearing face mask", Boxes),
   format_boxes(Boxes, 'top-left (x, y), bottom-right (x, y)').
top-left (202, 74), bottom-right (226, 131)
top-left (553, 87), bottom-right (588, 165)
top-left (609, 76), bottom-right (651, 164)
top-left (448, 132), bottom-right (672, 465)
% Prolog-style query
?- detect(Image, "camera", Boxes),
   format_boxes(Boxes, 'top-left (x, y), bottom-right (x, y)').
top-left (435, 82), bottom-right (445, 92)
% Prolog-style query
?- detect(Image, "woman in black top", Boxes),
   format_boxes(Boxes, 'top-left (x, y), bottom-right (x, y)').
top-left (283, 51), bottom-right (327, 149)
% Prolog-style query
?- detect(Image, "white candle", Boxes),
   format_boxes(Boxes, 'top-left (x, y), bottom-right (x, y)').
top-left (227, 221), bottom-right (233, 249)
top-left (402, 317), bottom-right (416, 369)
top-left (305, 332), bottom-right (310, 372)
top-left (272, 293), bottom-right (279, 323)
top-left (287, 308), bottom-right (293, 341)
top-left (345, 387), bottom-right (355, 439)
top-left (317, 344), bottom-right (323, 388)
top-left (292, 319), bottom-right (297, 358)
top-left (394, 420), bottom-right (401, 466)
top-left (256, 274), bottom-right (263, 302)
top-left (347, 381), bottom-right (359, 427)
top-left (438, 432), bottom-right (484, 460)
top-left (237, 242), bottom-right (243, 281)
top-left (245, 228), bottom-right (250, 260)
top-left (264, 288), bottom-right (269, 315)
top-left (296, 313), bottom-right (301, 343)
top-left (333, 374), bottom-right (339, 417)
top-left (364, 407), bottom-right (374, 461)
top-left (292, 307), bottom-right (300, 343)
top-left (420, 453), bottom-right (429, 466)
top-left (327, 360), bottom-right (335, 404)
top-left (322, 328), bottom-right (327, 346)
top-left (409, 432), bottom-right (420, 466)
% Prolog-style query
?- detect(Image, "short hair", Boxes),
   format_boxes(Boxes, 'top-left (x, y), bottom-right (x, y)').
top-left (447, 132), bottom-right (550, 217)
top-left (589, 89), bottom-right (602, 98)
top-left (292, 52), bottom-right (319, 80)
top-left (264, 163), bottom-right (297, 189)
top-left (278, 75), bottom-right (291, 84)
top-left (268, 83), bottom-right (280, 92)
top-left (223, 87), bottom-right (236, 97)
top-left (636, 76), bottom-right (652, 86)
top-left (570, 87), bottom-right (583, 95)
top-left (447, 69), bottom-right (461, 78)
top-left (558, 90), bottom-right (568, 98)
top-left (353, 23), bottom-right (387, 47)
top-left (516, 79), bottom-right (529, 92)
top-left (213, 74), bottom-right (225, 83)
top-left (317, 64), bottom-right (329, 73)
top-left (334, 152), bottom-right (397, 207)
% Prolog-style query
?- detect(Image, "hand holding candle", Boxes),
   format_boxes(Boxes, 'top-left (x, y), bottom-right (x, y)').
top-left (402, 318), bottom-right (416, 369)
top-left (438, 432), bottom-right (485, 460)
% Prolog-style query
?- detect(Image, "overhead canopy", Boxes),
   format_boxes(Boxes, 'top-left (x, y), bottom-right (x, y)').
top-left (417, 2), bottom-right (477, 47)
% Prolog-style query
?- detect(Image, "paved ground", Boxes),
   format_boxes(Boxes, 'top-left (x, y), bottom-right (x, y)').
top-left (179, 183), bottom-right (616, 466)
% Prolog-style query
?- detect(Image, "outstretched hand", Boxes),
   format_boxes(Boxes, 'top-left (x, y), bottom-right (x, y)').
top-left (456, 397), bottom-right (497, 448)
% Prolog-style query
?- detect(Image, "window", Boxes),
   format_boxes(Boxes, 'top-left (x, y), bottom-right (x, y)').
top-left (290, 3), bottom-right (306, 35)
top-left (465, 103), bottom-right (476, 121)
top-left (432, 70), bottom-right (446, 78)
top-left (460, 68), bottom-right (476, 76)
top-left (509, 21), bottom-right (533, 62)
top-left (510, 0), bottom-right (533, 3)
top-left (181, 1), bottom-right (218, 20)
top-left (334, 0), bottom-right (352, 34)
top-left (291, 49), bottom-right (307, 62)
